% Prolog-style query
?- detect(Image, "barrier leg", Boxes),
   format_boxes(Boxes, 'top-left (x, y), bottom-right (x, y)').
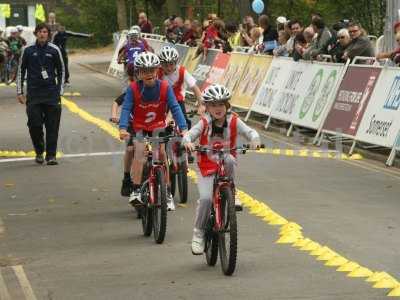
top-left (386, 148), bottom-right (397, 167)
top-left (264, 116), bottom-right (272, 130)
top-left (349, 140), bottom-right (356, 155)
top-left (317, 132), bottom-right (324, 147)
top-left (286, 124), bottom-right (294, 137)
top-left (244, 110), bottom-right (252, 122)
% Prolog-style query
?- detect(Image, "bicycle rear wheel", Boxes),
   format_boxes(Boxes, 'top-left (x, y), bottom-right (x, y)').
top-left (177, 161), bottom-right (188, 203)
top-left (153, 168), bottom-right (167, 244)
top-left (218, 186), bottom-right (237, 276)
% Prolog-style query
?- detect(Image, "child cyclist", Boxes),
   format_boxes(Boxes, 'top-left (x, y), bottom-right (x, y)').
top-left (113, 26), bottom-right (152, 197)
top-left (157, 45), bottom-right (205, 128)
top-left (119, 52), bottom-right (188, 211)
top-left (182, 84), bottom-right (260, 255)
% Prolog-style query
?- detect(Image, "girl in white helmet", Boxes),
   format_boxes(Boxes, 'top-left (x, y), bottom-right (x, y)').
top-left (157, 45), bottom-right (204, 128)
top-left (182, 84), bottom-right (260, 255)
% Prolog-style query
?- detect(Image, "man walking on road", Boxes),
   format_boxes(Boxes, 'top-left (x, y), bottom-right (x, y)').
top-left (17, 23), bottom-right (65, 165)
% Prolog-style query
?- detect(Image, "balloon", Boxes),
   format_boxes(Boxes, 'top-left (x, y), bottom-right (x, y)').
top-left (251, 0), bottom-right (264, 14)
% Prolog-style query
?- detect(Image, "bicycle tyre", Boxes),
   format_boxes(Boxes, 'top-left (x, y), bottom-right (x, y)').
top-left (218, 186), bottom-right (237, 276)
top-left (141, 163), bottom-right (152, 236)
top-left (169, 162), bottom-right (176, 197)
top-left (177, 162), bottom-right (188, 204)
top-left (153, 168), bottom-right (167, 244)
top-left (205, 231), bottom-right (218, 266)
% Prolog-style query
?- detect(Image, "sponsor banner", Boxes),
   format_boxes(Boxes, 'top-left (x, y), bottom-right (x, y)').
top-left (202, 52), bottom-right (231, 91)
top-left (183, 47), bottom-right (201, 74)
top-left (217, 52), bottom-right (250, 102)
top-left (396, 131), bottom-right (400, 150)
top-left (356, 68), bottom-right (400, 147)
top-left (323, 66), bottom-right (381, 136)
top-left (291, 63), bottom-right (345, 130)
top-left (146, 38), bottom-right (165, 55)
top-left (269, 61), bottom-right (309, 122)
top-left (250, 57), bottom-right (293, 116)
top-left (191, 49), bottom-right (219, 87)
top-left (230, 55), bottom-right (272, 109)
top-left (173, 44), bottom-right (190, 65)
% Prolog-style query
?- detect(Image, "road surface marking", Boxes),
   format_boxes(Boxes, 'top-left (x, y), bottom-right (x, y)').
top-left (12, 265), bottom-right (37, 300)
top-left (0, 268), bottom-right (11, 300)
top-left (62, 97), bottom-right (400, 297)
top-left (0, 151), bottom-right (124, 163)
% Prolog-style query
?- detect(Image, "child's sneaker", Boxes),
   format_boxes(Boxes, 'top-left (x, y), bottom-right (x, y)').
top-left (191, 229), bottom-right (205, 255)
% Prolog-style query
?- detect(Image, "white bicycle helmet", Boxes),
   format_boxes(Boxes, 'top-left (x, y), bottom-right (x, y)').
top-left (128, 25), bottom-right (141, 38)
top-left (158, 45), bottom-right (179, 63)
top-left (16, 25), bottom-right (24, 32)
top-left (134, 51), bottom-right (160, 69)
top-left (202, 84), bottom-right (232, 103)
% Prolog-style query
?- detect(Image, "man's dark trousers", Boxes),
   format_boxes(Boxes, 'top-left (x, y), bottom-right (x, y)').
top-left (26, 102), bottom-right (62, 159)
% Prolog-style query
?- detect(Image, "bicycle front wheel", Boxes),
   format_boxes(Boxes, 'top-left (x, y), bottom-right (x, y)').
top-left (153, 168), bottom-right (167, 244)
top-left (218, 186), bottom-right (237, 276)
top-left (205, 231), bottom-right (218, 266)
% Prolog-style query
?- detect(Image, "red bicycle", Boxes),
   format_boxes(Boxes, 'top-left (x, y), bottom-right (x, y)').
top-left (138, 135), bottom-right (173, 244)
top-left (194, 143), bottom-right (263, 275)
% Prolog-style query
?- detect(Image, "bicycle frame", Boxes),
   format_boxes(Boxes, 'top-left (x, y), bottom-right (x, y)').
top-left (142, 141), bottom-right (168, 207)
top-left (211, 152), bottom-right (234, 232)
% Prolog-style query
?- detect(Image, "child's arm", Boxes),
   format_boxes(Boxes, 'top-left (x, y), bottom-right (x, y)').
top-left (119, 87), bottom-right (134, 140)
top-left (110, 101), bottom-right (120, 124)
top-left (237, 118), bottom-right (261, 149)
top-left (166, 86), bottom-right (188, 132)
top-left (182, 119), bottom-right (204, 151)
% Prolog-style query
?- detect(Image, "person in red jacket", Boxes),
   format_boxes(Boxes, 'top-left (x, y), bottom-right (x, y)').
top-left (157, 45), bottom-right (204, 128)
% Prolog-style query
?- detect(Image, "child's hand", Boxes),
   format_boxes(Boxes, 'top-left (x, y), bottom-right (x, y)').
top-left (197, 103), bottom-right (206, 115)
top-left (119, 129), bottom-right (130, 141)
top-left (184, 142), bottom-right (196, 152)
top-left (110, 116), bottom-right (119, 124)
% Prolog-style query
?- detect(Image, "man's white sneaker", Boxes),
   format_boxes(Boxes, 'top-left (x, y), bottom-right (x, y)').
top-left (167, 193), bottom-right (176, 211)
top-left (235, 197), bottom-right (243, 211)
top-left (191, 229), bottom-right (205, 255)
top-left (129, 190), bottom-right (143, 206)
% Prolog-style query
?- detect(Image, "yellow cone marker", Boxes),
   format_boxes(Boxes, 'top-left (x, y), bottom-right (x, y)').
top-left (281, 222), bottom-right (302, 232)
top-left (285, 149), bottom-right (295, 156)
top-left (347, 267), bottom-right (373, 278)
top-left (272, 149), bottom-right (281, 155)
top-left (293, 238), bottom-right (311, 248)
top-left (366, 272), bottom-right (391, 283)
top-left (300, 241), bottom-right (321, 251)
top-left (316, 249), bottom-right (338, 261)
top-left (373, 277), bottom-right (399, 289)
top-left (388, 286), bottom-right (400, 297)
top-left (337, 261), bottom-right (360, 272)
top-left (276, 232), bottom-right (303, 244)
top-left (299, 149), bottom-right (309, 157)
top-left (269, 215), bottom-right (288, 225)
top-left (310, 246), bottom-right (329, 256)
top-left (312, 151), bottom-right (322, 158)
top-left (325, 256), bottom-right (348, 267)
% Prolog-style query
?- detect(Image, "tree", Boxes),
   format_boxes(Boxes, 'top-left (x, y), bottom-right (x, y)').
top-left (116, 0), bottom-right (128, 30)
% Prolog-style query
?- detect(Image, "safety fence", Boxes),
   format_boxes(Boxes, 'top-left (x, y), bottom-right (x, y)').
top-left (108, 34), bottom-right (400, 166)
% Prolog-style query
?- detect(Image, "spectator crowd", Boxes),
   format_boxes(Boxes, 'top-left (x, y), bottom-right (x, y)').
top-left (135, 11), bottom-right (400, 66)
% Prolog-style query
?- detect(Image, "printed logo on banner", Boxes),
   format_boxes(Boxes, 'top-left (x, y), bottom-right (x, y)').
top-left (255, 66), bottom-right (280, 108)
top-left (275, 70), bottom-right (303, 115)
top-left (323, 67), bottom-right (381, 136)
top-left (299, 69), bottom-right (323, 119)
top-left (312, 70), bottom-right (337, 122)
top-left (383, 76), bottom-right (400, 110)
top-left (239, 67), bottom-right (263, 96)
top-left (363, 76), bottom-right (400, 138)
top-left (220, 64), bottom-right (240, 91)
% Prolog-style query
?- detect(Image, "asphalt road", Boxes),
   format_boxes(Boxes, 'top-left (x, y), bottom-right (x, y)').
top-left (0, 52), bottom-right (399, 300)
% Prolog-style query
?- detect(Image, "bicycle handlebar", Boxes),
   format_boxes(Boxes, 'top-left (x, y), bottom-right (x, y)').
top-left (193, 144), bottom-right (265, 154)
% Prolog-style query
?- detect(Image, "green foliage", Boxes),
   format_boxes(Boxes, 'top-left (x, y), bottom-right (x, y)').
top-left (56, 0), bottom-right (118, 48)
